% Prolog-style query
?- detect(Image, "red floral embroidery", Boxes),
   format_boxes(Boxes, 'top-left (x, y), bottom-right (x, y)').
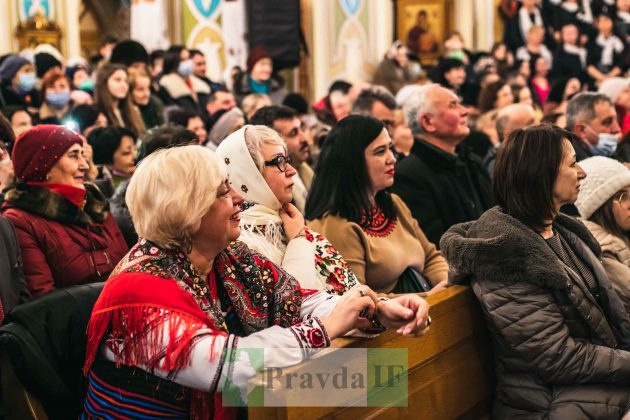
top-left (290, 317), bottom-right (330, 349)
top-left (303, 227), bottom-right (357, 295)
top-left (360, 205), bottom-right (397, 237)
top-left (307, 328), bottom-right (325, 347)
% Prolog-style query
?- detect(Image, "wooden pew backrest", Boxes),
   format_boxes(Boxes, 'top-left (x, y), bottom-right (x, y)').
top-left (249, 285), bottom-right (495, 420)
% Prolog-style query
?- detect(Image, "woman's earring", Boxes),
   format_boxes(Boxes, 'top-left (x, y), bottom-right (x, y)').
top-left (45, 174), bottom-right (51, 181)
top-left (184, 237), bottom-right (193, 254)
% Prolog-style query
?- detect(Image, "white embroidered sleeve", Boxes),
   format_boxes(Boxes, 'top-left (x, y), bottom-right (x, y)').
top-left (282, 237), bottom-right (322, 291)
top-left (101, 314), bottom-right (331, 393)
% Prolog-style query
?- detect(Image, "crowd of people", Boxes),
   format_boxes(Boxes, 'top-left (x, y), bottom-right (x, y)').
top-left (0, 1), bottom-right (629, 415)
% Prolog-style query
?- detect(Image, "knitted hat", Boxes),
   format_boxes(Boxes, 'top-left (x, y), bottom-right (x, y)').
top-left (575, 156), bottom-right (630, 219)
top-left (598, 77), bottom-right (629, 104)
top-left (110, 40), bottom-right (149, 67)
top-left (12, 125), bottom-right (83, 182)
top-left (34, 52), bottom-right (62, 78)
top-left (0, 55), bottom-right (30, 84)
top-left (246, 47), bottom-right (272, 73)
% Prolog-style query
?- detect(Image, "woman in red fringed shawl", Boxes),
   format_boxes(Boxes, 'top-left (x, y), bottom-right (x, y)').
top-left (82, 145), bottom-right (432, 419)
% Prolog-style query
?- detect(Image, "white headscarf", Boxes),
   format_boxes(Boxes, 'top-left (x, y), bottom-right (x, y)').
top-left (216, 126), bottom-right (286, 263)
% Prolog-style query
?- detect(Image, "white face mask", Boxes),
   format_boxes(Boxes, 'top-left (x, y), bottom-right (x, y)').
top-left (590, 132), bottom-right (619, 156)
top-left (178, 59), bottom-right (194, 77)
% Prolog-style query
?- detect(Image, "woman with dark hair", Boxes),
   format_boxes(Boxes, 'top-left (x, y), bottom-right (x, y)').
top-left (87, 126), bottom-right (137, 196)
top-left (477, 80), bottom-right (514, 113)
top-left (1, 105), bottom-right (32, 139)
top-left (1, 125), bottom-right (128, 299)
top-left (306, 115), bottom-right (448, 294)
top-left (544, 76), bottom-right (582, 114)
top-left (490, 42), bottom-right (513, 79)
top-left (441, 124), bottom-right (630, 418)
top-left (94, 63), bottom-right (145, 135)
top-left (109, 125), bottom-right (198, 247)
top-left (586, 13), bottom-right (624, 88)
top-left (575, 156), bottom-right (630, 313)
top-left (157, 45), bottom-right (211, 115)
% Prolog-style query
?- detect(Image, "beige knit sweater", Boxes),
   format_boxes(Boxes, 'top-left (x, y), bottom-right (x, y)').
top-left (308, 194), bottom-right (448, 293)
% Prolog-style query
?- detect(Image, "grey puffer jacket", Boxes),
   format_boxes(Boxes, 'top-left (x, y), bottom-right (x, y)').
top-left (441, 206), bottom-right (630, 419)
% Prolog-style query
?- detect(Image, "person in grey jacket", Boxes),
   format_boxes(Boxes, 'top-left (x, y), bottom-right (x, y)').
top-left (441, 124), bottom-right (630, 418)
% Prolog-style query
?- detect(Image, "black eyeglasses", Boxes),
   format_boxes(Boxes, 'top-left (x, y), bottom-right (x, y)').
top-left (264, 155), bottom-right (292, 172)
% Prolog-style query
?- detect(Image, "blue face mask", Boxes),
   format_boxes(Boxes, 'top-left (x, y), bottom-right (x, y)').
top-left (590, 132), bottom-right (619, 157)
top-left (46, 90), bottom-right (71, 108)
top-left (78, 78), bottom-right (94, 91)
top-left (177, 59), bottom-right (194, 77)
top-left (17, 72), bottom-right (36, 92)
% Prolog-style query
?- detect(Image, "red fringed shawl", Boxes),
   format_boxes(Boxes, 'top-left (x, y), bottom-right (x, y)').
top-left (83, 238), bottom-right (304, 419)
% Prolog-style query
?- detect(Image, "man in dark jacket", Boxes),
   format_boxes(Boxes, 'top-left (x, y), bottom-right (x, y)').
top-left (392, 84), bottom-right (492, 246)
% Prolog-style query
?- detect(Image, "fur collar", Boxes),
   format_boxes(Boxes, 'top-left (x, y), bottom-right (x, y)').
top-left (159, 73), bottom-right (210, 99)
top-left (3, 182), bottom-right (109, 226)
top-left (440, 206), bottom-right (601, 289)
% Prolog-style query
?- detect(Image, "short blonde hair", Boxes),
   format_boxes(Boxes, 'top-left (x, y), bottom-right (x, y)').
top-left (126, 145), bottom-right (226, 248)
top-left (243, 125), bottom-right (287, 172)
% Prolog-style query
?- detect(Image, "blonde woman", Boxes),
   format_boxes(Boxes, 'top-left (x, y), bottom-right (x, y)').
top-left (128, 68), bottom-right (164, 129)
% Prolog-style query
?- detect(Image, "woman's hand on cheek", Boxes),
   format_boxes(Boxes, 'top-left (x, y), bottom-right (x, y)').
top-left (279, 203), bottom-right (306, 240)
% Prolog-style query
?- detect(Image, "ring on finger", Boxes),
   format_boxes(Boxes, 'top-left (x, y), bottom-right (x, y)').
top-left (359, 289), bottom-right (365, 297)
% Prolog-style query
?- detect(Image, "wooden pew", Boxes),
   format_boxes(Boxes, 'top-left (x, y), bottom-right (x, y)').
top-left (248, 285), bottom-right (495, 420)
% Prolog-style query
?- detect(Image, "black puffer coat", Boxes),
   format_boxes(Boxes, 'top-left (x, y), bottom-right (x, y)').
top-left (441, 206), bottom-right (630, 419)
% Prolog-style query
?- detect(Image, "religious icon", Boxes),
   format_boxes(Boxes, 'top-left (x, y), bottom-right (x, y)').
top-left (397, 0), bottom-right (449, 65)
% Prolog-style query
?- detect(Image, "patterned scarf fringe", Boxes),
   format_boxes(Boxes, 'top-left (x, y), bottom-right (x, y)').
top-left (84, 304), bottom-right (223, 376)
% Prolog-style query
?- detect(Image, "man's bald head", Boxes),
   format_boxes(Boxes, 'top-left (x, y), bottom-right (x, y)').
top-left (495, 103), bottom-right (537, 143)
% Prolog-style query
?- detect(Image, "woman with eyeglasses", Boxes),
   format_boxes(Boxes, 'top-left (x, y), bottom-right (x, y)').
top-left (306, 115), bottom-right (449, 295)
top-left (216, 125), bottom-right (357, 294)
top-left (576, 156), bottom-right (630, 313)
